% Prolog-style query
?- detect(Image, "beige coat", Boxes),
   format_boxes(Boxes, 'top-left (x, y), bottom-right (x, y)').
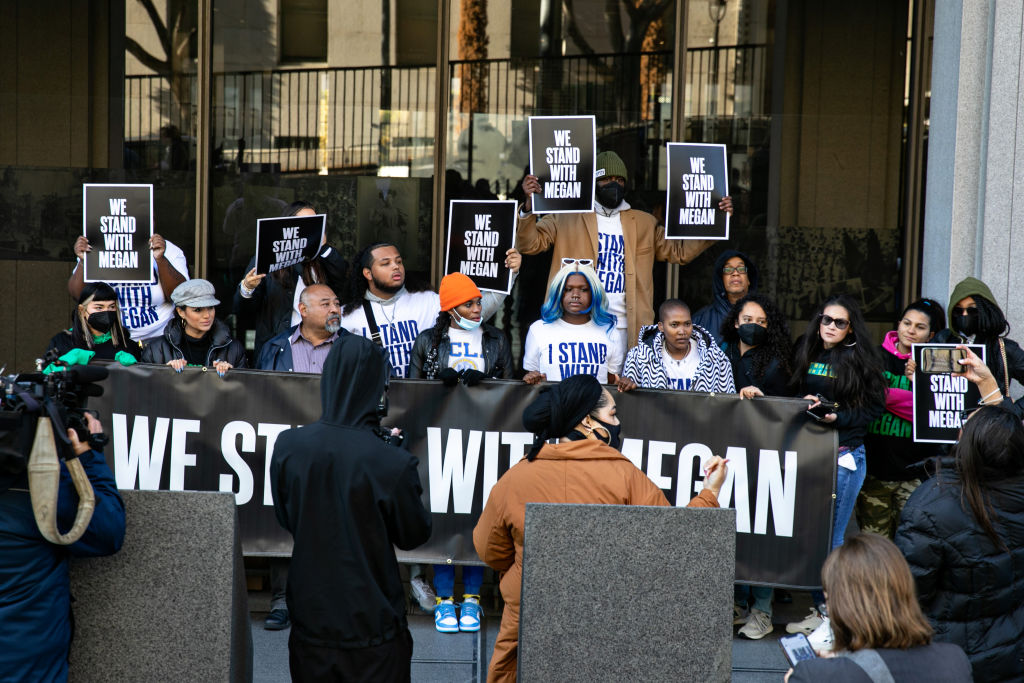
top-left (516, 209), bottom-right (714, 347)
top-left (472, 439), bottom-right (719, 683)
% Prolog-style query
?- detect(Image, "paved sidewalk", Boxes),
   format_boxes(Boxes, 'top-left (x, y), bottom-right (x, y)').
top-left (250, 588), bottom-right (805, 682)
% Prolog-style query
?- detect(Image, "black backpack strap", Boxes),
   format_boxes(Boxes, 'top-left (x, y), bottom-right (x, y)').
top-left (362, 300), bottom-right (384, 347)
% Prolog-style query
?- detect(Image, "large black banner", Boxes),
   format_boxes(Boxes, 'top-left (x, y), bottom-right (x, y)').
top-left (444, 200), bottom-right (517, 294)
top-left (528, 115), bottom-right (596, 213)
top-left (665, 143), bottom-right (729, 240)
top-left (90, 365), bottom-right (836, 587)
top-left (82, 184), bottom-right (154, 283)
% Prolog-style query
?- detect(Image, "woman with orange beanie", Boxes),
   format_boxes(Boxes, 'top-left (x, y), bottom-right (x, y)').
top-left (408, 257), bottom-right (520, 634)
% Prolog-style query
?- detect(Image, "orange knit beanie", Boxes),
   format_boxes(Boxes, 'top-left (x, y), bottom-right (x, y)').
top-left (439, 272), bottom-right (482, 311)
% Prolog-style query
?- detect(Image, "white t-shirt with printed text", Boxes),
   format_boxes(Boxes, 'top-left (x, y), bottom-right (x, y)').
top-left (596, 212), bottom-right (627, 329)
top-left (340, 290), bottom-right (441, 378)
top-left (446, 326), bottom-right (485, 372)
top-left (523, 318), bottom-right (624, 383)
top-left (662, 344), bottom-right (700, 391)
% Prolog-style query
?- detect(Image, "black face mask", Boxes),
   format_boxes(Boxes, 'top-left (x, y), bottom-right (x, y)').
top-left (737, 323), bottom-right (768, 347)
top-left (953, 312), bottom-right (978, 337)
top-left (595, 181), bottom-right (626, 210)
top-left (87, 311), bottom-right (116, 334)
top-left (594, 418), bottom-right (622, 450)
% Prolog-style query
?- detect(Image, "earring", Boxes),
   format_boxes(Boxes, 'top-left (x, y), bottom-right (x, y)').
top-left (844, 337), bottom-right (857, 347)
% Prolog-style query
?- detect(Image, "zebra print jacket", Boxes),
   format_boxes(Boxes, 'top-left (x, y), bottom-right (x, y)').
top-left (622, 324), bottom-right (736, 393)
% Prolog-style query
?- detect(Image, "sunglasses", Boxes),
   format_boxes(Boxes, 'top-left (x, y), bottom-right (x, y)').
top-left (959, 406), bottom-right (981, 425)
top-left (819, 314), bottom-right (850, 330)
top-left (561, 258), bottom-right (594, 268)
top-left (952, 306), bottom-right (978, 317)
top-left (722, 266), bottom-right (748, 275)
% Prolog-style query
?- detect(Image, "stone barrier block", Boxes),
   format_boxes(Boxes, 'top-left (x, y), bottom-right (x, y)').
top-left (519, 503), bottom-right (735, 683)
top-left (69, 490), bottom-right (252, 682)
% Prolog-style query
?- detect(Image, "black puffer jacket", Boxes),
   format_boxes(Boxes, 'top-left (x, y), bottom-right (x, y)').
top-left (141, 318), bottom-right (248, 369)
top-left (895, 466), bottom-right (1024, 682)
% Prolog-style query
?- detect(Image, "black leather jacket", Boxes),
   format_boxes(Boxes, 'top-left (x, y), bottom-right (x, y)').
top-left (408, 323), bottom-right (512, 379)
top-left (141, 318), bottom-right (248, 369)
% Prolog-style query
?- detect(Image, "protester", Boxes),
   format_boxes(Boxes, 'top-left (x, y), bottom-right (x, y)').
top-left (693, 249), bottom-right (759, 343)
top-left (141, 279), bottom-right (247, 375)
top-left (933, 277), bottom-right (1024, 414)
top-left (785, 534), bottom-right (971, 682)
top-left (621, 298), bottom-right (735, 393)
top-left (895, 346), bottom-right (1024, 682)
top-left (341, 242), bottom-right (516, 378)
top-left (270, 334), bottom-right (432, 682)
top-left (235, 201), bottom-right (349, 356)
top-left (786, 294), bottom-right (887, 637)
top-left (0, 413), bottom-right (126, 680)
top-left (517, 150), bottom-right (732, 352)
top-left (522, 260), bottom-right (625, 385)
top-left (69, 232), bottom-right (189, 342)
top-left (473, 374), bottom-right (728, 683)
top-left (719, 292), bottom-right (792, 398)
top-left (856, 298), bottom-right (945, 539)
top-left (47, 282), bottom-right (143, 364)
top-left (256, 284), bottom-right (345, 374)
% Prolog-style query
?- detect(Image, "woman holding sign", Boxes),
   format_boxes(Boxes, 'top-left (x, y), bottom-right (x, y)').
top-left (896, 347), bottom-right (1024, 682)
top-left (786, 294), bottom-right (887, 637)
top-left (932, 277), bottom-right (1024, 416)
top-left (522, 260), bottom-right (625, 387)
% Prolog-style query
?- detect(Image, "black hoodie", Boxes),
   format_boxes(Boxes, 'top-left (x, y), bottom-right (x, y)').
top-left (270, 334), bottom-right (432, 649)
top-left (692, 249), bottom-right (759, 343)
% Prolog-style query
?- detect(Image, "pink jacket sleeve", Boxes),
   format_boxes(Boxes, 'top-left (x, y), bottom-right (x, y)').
top-left (886, 387), bottom-right (914, 421)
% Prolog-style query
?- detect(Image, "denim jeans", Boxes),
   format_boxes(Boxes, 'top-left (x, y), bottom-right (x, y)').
top-left (433, 564), bottom-right (484, 598)
top-left (812, 444), bottom-right (867, 607)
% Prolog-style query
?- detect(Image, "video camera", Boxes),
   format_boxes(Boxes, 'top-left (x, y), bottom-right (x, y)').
top-left (0, 351), bottom-right (108, 476)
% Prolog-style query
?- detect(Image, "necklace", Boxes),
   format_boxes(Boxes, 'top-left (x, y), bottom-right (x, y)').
top-left (376, 298), bottom-right (397, 326)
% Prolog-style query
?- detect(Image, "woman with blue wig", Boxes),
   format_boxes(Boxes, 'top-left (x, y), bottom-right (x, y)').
top-left (522, 259), bottom-right (625, 385)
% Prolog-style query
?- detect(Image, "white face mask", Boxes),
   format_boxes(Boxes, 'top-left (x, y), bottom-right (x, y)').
top-left (452, 310), bottom-right (481, 331)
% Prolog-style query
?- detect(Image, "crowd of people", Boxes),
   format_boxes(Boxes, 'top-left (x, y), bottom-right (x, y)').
top-left (17, 151), bottom-right (1023, 681)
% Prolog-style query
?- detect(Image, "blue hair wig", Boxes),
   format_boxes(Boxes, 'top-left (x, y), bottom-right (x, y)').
top-left (539, 262), bottom-right (617, 332)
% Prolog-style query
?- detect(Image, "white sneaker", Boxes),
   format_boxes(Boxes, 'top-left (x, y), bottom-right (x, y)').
top-left (785, 607), bottom-right (823, 634)
top-left (738, 608), bottom-right (773, 640)
top-left (409, 576), bottom-right (436, 613)
top-left (807, 615), bottom-right (834, 653)
top-left (733, 604), bottom-right (750, 625)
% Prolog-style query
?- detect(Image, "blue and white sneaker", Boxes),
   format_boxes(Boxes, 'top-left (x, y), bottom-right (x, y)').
top-left (434, 598), bottom-right (459, 633)
top-left (459, 595), bottom-right (482, 632)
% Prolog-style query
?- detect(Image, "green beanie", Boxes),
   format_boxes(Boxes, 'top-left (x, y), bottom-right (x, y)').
top-left (595, 151), bottom-right (628, 183)
top-left (947, 277), bottom-right (999, 327)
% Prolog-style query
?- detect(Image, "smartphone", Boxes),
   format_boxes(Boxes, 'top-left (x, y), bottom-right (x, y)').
top-left (920, 347), bottom-right (966, 374)
top-left (805, 394), bottom-right (838, 421)
top-left (779, 632), bottom-right (817, 667)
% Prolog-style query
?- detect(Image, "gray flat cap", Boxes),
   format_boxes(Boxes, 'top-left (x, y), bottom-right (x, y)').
top-left (171, 279), bottom-right (221, 308)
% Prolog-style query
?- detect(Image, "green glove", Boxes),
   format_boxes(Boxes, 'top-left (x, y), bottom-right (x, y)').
top-left (60, 348), bottom-right (96, 366)
top-left (115, 351), bottom-right (138, 366)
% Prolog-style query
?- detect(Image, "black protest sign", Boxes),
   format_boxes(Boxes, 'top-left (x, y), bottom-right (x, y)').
top-left (665, 142), bottom-right (730, 240)
top-left (912, 343), bottom-right (985, 443)
top-left (444, 200), bottom-right (517, 294)
top-left (254, 214), bottom-right (326, 275)
top-left (82, 184), bottom-right (154, 283)
top-left (528, 115), bottom-right (596, 213)
top-left (92, 365), bottom-right (837, 588)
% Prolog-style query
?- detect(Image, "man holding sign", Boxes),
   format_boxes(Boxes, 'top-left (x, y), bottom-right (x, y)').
top-left (518, 150), bottom-right (732, 352)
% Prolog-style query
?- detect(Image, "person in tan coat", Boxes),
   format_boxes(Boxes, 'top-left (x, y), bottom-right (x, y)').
top-left (516, 150), bottom-right (732, 351)
top-left (472, 373), bottom-right (728, 683)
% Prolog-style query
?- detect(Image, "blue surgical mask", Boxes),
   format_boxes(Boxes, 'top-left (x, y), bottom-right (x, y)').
top-left (452, 311), bottom-right (482, 331)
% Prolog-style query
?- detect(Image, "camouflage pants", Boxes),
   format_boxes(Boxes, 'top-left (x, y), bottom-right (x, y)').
top-left (855, 475), bottom-right (921, 539)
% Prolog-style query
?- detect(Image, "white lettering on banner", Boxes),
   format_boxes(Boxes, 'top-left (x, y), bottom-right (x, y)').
top-left (220, 421), bottom-right (256, 504)
top-left (259, 423), bottom-right (292, 505)
top-left (754, 449), bottom-right (797, 537)
top-left (427, 427), bottom-right (482, 514)
top-left (112, 413), bottom-right (169, 490)
top-left (646, 440), bottom-right (675, 490)
top-left (717, 446), bottom-right (752, 533)
top-left (169, 419), bottom-right (201, 491)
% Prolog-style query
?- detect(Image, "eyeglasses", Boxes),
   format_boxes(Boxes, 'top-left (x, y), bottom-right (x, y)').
top-left (952, 306), bottom-right (978, 316)
top-left (561, 258), bottom-right (594, 267)
top-left (959, 406), bottom-right (981, 425)
top-left (722, 266), bottom-right (748, 275)
top-left (819, 314), bottom-right (850, 330)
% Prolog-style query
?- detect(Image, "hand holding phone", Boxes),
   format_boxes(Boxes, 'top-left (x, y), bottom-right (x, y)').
top-left (779, 632), bottom-right (817, 667)
top-left (805, 394), bottom-right (838, 421)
